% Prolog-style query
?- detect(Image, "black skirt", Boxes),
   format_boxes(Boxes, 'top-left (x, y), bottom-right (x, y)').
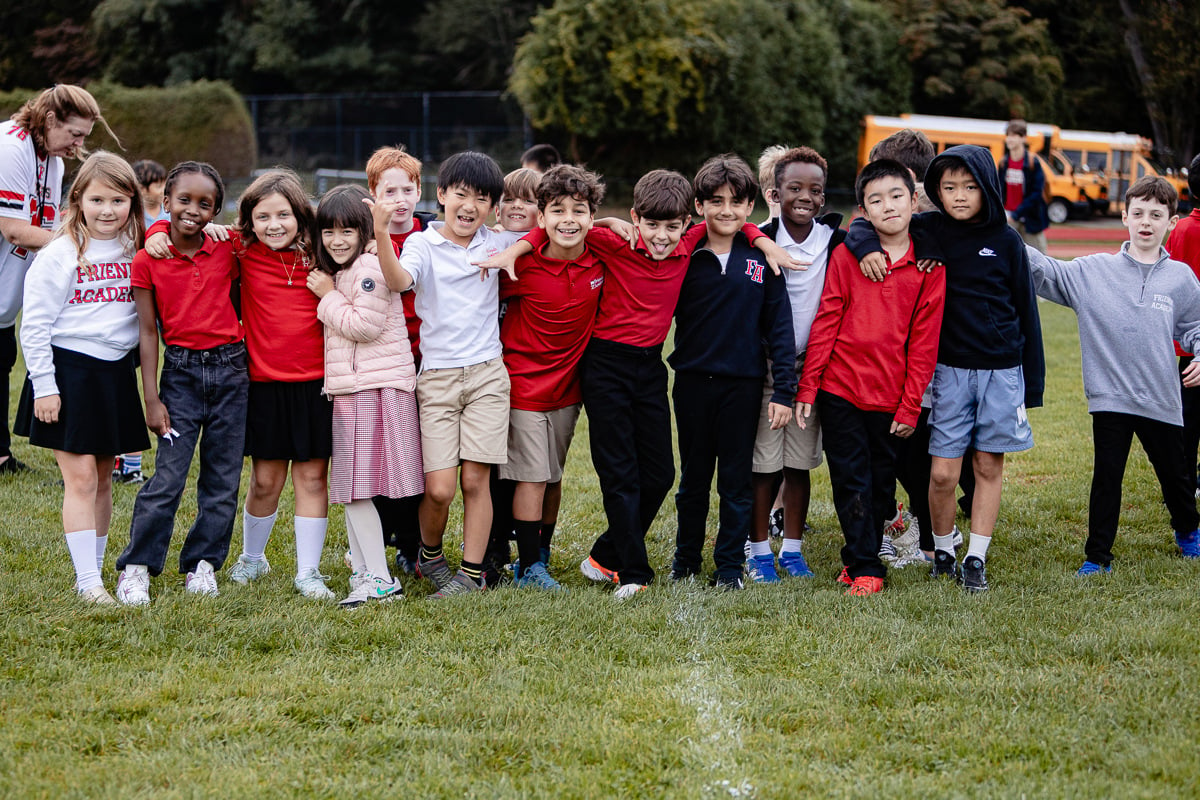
top-left (15, 347), bottom-right (150, 456)
top-left (244, 379), bottom-right (333, 461)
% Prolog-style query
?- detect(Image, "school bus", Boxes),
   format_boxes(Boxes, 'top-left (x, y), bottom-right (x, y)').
top-left (859, 114), bottom-right (1107, 223)
top-left (1057, 129), bottom-right (1190, 213)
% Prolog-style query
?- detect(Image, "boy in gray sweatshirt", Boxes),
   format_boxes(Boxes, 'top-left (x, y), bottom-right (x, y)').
top-left (1025, 176), bottom-right (1200, 573)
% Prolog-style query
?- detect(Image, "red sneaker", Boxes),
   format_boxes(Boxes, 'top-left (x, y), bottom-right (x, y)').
top-left (847, 575), bottom-right (884, 596)
top-left (836, 567), bottom-right (853, 586)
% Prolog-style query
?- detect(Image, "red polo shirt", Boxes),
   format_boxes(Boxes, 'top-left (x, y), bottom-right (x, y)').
top-left (797, 242), bottom-right (945, 428)
top-left (389, 219), bottom-right (424, 364)
top-left (500, 242), bottom-right (604, 410)
top-left (131, 234), bottom-right (242, 350)
top-left (1167, 210), bottom-right (1200, 356)
top-left (522, 222), bottom-right (766, 348)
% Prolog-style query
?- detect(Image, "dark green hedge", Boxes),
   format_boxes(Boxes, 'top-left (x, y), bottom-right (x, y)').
top-left (0, 81), bottom-right (256, 180)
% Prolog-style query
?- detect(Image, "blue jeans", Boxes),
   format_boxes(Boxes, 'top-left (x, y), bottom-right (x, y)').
top-left (117, 342), bottom-right (249, 575)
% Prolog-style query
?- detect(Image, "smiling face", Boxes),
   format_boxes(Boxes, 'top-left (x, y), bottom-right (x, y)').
top-left (250, 192), bottom-right (300, 251)
top-left (777, 160), bottom-right (826, 239)
top-left (539, 194), bottom-right (594, 260)
top-left (1123, 196), bottom-right (1177, 259)
top-left (695, 183), bottom-right (753, 242)
top-left (938, 167), bottom-right (984, 222)
top-left (374, 167), bottom-right (420, 233)
top-left (436, 183), bottom-right (494, 247)
top-left (166, 172), bottom-right (219, 244)
top-left (630, 212), bottom-right (688, 260)
top-left (499, 193), bottom-right (537, 233)
top-left (321, 227), bottom-right (362, 266)
top-left (859, 174), bottom-right (915, 240)
top-left (43, 113), bottom-right (94, 159)
top-left (80, 179), bottom-right (132, 241)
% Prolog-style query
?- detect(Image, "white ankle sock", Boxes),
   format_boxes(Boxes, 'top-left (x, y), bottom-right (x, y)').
top-left (242, 508), bottom-right (277, 561)
top-left (780, 538), bottom-right (802, 555)
top-left (295, 516), bottom-right (328, 576)
top-left (65, 530), bottom-right (102, 592)
top-left (749, 539), bottom-right (772, 558)
top-left (966, 532), bottom-right (991, 562)
top-left (933, 532), bottom-right (956, 554)
top-left (95, 534), bottom-right (107, 574)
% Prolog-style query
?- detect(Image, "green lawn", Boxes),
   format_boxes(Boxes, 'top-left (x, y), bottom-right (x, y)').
top-left (2, 300), bottom-right (1199, 798)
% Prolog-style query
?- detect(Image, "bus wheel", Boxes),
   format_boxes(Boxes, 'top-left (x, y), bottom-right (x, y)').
top-left (1047, 198), bottom-right (1070, 224)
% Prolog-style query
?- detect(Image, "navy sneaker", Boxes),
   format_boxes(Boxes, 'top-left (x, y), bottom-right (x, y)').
top-left (1175, 529), bottom-right (1200, 559)
top-left (930, 550), bottom-right (958, 580)
top-left (712, 573), bottom-right (745, 591)
top-left (1076, 560), bottom-right (1112, 576)
top-left (961, 556), bottom-right (988, 592)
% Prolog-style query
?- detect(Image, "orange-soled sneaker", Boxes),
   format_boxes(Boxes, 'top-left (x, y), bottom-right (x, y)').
top-left (846, 575), bottom-right (884, 596)
top-left (580, 556), bottom-right (619, 584)
top-left (836, 567), bottom-right (853, 586)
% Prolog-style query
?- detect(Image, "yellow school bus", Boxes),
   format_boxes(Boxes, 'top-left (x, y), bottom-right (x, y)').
top-left (859, 114), bottom-right (1107, 223)
top-left (1057, 129), bottom-right (1190, 213)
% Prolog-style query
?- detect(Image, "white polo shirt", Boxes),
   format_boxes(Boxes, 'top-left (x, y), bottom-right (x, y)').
top-left (777, 220), bottom-right (834, 354)
top-left (399, 223), bottom-right (519, 369)
top-left (0, 124), bottom-right (63, 328)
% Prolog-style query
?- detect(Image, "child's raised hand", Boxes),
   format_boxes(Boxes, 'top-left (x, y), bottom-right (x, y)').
top-left (860, 252), bottom-right (889, 282)
top-left (33, 394), bottom-right (61, 425)
top-left (204, 223), bottom-right (230, 242)
top-left (767, 401), bottom-right (792, 430)
top-left (145, 398), bottom-right (171, 436)
top-left (890, 420), bottom-right (915, 439)
top-left (145, 231), bottom-right (172, 259)
top-left (365, 192), bottom-right (400, 233)
top-left (306, 269), bottom-right (335, 298)
top-left (795, 402), bottom-right (812, 430)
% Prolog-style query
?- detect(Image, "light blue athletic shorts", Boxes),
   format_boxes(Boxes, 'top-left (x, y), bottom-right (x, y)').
top-left (928, 364), bottom-right (1033, 458)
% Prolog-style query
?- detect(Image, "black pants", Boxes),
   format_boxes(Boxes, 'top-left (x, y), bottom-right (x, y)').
top-left (0, 325), bottom-right (15, 458)
top-left (671, 372), bottom-right (761, 580)
top-left (820, 391), bottom-right (899, 579)
top-left (1088, 411), bottom-right (1199, 565)
top-left (580, 338), bottom-right (674, 586)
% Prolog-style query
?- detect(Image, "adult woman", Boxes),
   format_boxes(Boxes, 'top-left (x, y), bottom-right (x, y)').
top-left (0, 85), bottom-right (114, 473)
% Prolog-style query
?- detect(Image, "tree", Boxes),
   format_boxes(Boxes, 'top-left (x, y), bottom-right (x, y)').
top-left (898, 0), bottom-right (1063, 120)
top-left (411, 0), bottom-right (550, 90)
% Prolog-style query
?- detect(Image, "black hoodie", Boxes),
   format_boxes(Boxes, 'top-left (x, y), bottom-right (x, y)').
top-left (846, 145), bottom-right (1044, 408)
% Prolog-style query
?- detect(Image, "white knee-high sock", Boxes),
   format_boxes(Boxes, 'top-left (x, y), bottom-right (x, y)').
top-left (345, 499), bottom-right (390, 580)
top-left (242, 508), bottom-right (277, 561)
top-left (294, 516), bottom-right (328, 576)
top-left (95, 534), bottom-right (107, 574)
top-left (65, 530), bottom-right (102, 592)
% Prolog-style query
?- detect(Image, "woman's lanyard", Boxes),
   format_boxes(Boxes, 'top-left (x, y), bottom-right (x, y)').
top-left (33, 151), bottom-right (47, 227)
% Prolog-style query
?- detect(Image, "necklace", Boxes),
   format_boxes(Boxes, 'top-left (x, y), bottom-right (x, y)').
top-left (278, 249), bottom-right (306, 285)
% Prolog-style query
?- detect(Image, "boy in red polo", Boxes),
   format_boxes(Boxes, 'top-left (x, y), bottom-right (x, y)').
top-left (498, 165), bottom-right (606, 590)
top-left (796, 159), bottom-right (945, 596)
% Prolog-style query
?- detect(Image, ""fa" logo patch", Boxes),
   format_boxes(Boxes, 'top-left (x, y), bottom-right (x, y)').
top-left (744, 259), bottom-right (765, 284)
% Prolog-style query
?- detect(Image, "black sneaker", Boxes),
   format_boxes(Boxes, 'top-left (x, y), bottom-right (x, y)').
top-left (712, 573), bottom-right (744, 591)
top-left (670, 567), bottom-right (699, 582)
top-left (961, 556), bottom-right (989, 592)
top-left (0, 456), bottom-right (30, 474)
top-left (930, 550), bottom-right (959, 580)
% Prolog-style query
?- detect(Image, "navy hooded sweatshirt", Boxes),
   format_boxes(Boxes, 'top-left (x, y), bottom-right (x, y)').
top-left (846, 144), bottom-right (1045, 408)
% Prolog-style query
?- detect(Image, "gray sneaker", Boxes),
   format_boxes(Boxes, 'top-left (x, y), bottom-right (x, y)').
top-left (416, 553), bottom-right (455, 590)
top-left (429, 570), bottom-right (484, 599)
top-left (228, 554), bottom-right (271, 585)
top-left (293, 567), bottom-right (335, 600)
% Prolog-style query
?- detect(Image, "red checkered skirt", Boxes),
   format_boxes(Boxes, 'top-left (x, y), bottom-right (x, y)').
top-left (329, 388), bottom-right (424, 504)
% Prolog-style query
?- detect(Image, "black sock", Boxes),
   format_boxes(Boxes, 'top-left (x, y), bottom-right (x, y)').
top-left (420, 544), bottom-right (443, 562)
top-left (514, 519), bottom-right (542, 567)
top-left (460, 560), bottom-right (484, 584)
top-left (539, 522), bottom-right (556, 553)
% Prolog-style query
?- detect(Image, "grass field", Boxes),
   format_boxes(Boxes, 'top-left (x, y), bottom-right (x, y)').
top-left (2, 299), bottom-right (1199, 798)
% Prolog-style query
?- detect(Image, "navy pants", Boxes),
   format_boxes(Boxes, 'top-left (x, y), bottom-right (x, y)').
top-left (0, 325), bottom-right (15, 458)
top-left (581, 338), bottom-right (675, 586)
top-left (671, 372), bottom-right (761, 580)
top-left (820, 391), bottom-right (898, 580)
top-left (118, 343), bottom-right (249, 575)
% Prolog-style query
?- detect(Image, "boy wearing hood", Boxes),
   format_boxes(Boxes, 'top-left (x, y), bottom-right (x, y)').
top-left (1025, 176), bottom-right (1200, 572)
top-left (847, 144), bottom-right (1045, 593)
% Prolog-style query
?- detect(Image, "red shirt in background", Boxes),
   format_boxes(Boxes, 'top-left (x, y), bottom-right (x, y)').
top-left (131, 234), bottom-right (242, 350)
top-left (797, 242), bottom-right (945, 428)
top-left (1003, 157), bottom-right (1026, 212)
top-left (500, 242), bottom-right (603, 410)
top-left (1167, 209), bottom-right (1200, 356)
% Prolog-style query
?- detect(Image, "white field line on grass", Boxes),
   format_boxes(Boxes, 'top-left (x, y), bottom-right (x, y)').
top-left (670, 592), bottom-right (757, 799)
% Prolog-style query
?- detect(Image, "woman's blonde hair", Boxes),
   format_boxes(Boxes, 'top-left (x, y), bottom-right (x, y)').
top-left (57, 151), bottom-right (144, 266)
top-left (10, 84), bottom-right (118, 156)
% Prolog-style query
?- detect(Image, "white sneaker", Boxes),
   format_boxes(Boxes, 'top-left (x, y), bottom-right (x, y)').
top-left (340, 574), bottom-right (402, 608)
top-left (294, 567), bottom-right (335, 600)
top-left (79, 584), bottom-right (117, 605)
top-left (348, 569), bottom-right (371, 592)
top-left (186, 560), bottom-right (219, 596)
top-left (227, 554), bottom-right (271, 584)
top-left (115, 564), bottom-right (151, 606)
top-left (613, 583), bottom-right (647, 600)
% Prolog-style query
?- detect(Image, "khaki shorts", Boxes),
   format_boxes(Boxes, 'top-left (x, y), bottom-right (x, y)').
top-left (752, 373), bottom-right (822, 472)
top-left (416, 357), bottom-right (510, 472)
top-left (498, 404), bottom-right (582, 483)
